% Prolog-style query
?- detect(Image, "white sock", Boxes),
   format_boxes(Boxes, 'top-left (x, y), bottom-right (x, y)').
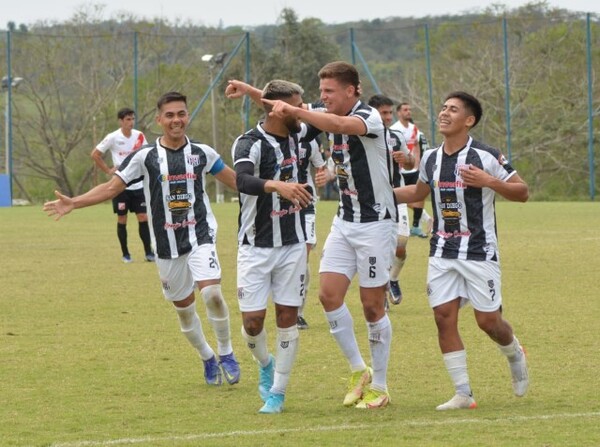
top-left (241, 326), bottom-right (270, 367)
top-left (389, 255), bottom-right (405, 281)
top-left (201, 284), bottom-right (233, 356)
top-left (271, 325), bottom-right (300, 395)
top-left (325, 303), bottom-right (366, 372)
top-left (498, 336), bottom-right (524, 363)
top-left (442, 350), bottom-right (472, 396)
top-left (175, 301), bottom-right (214, 361)
top-left (367, 314), bottom-right (392, 392)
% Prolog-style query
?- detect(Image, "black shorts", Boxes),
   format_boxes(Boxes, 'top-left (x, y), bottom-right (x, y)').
top-left (112, 188), bottom-right (147, 216)
top-left (402, 171), bottom-right (419, 186)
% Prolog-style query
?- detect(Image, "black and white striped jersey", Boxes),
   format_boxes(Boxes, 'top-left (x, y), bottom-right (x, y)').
top-left (326, 101), bottom-right (396, 223)
top-left (386, 128), bottom-right (409, 188)
top-left (232, 123), bottom-right (311, 248)
top-left (116, 137), bottom-right (223, 259)
top-left (419, 136), bottom-right (516, 261)
top-left (297, 136), bottom-right (326, 215)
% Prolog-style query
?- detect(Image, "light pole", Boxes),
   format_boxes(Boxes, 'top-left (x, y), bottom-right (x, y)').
top-left (0, 75), bottom-right (22, 207)
top-left (2, 76), bottom-right (23, 175)
top-left (202, 52), bottom-right (227, 203)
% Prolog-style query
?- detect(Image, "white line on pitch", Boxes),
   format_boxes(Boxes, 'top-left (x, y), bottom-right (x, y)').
top-left (45, 411), bottom-right (600, 447)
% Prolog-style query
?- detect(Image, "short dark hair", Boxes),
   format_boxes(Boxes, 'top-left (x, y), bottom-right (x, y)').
top-left (157, 91), bottom-right (187, 111)
top-left (368, 94), bottom-right (394, 109)
top-left (318, 61), bottom-right (360, 97)
top-left (444, 91), bottom-right (483, 128)
top-left (395, 102), bottom-right (409, 112)
top-left (117, 107), bottom-right (135, 120)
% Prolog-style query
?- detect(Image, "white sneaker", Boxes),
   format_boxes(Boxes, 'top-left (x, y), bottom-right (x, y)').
top-left (436, 393), bottom-right (477, 411)
top-left (510, 346), bottom-right (529, 397)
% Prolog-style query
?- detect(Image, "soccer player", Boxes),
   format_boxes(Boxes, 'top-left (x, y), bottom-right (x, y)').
top-left (91, 108), bottom-right (154, 263)
top-left (368, 94), bottom-right (414, 306)
top-left (227, 79), bottom-right (315, 414)
top-left (296, 134), bottom-right (327, 329)
top-left (390, 102), bottom-right (432, 238)
top-left (394, 91), bottom-right (529, 410)
top-left (264, 61), bottom-right (397, 409)
top-left (44, 92), bottom-right (241, 388)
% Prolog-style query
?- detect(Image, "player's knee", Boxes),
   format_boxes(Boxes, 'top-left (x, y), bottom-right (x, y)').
top-left (201, 284), bottom-right (228, 317)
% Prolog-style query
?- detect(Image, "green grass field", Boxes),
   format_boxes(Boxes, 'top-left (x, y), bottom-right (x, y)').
top-left (1, 200), bottom-right (599, 446)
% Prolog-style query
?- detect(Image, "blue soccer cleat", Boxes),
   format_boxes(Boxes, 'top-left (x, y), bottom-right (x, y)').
top-left (219, 352), bottom-right (241, 385)
top-left (259, 392), bottom-right (285, 414)
top-left (203, 355), bottom-right (222, 386)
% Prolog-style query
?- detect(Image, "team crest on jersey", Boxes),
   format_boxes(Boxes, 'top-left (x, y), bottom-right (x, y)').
top-left (454, 163), bottom-right (471, 177)
top-left (298, 147), bottom-right (307, 159)
top-left (187, 154), bottom-right (200, 166)
top-left (237, 287), bottom-right (245, 300)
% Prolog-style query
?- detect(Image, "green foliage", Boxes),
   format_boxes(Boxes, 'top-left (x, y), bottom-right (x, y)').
top-left (1, 201), bottom-right (600, 446)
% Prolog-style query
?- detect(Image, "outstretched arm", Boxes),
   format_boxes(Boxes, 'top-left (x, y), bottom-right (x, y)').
top-left (225, 80), bottom-right (263, 108)
top-left (43, 175), bottom-right (127, 220)
top-left (394, 180), bottom-right (430, 204)
top-left (214, 165), bottom-right (237, 192)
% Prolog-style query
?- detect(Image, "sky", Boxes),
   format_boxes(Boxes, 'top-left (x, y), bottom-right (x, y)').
top-left (1, 0), bottom-right (598, 28)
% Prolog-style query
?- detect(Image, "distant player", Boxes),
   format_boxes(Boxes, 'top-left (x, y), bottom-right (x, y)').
top-left (91, 107), bottom-right (154, 263)
top-left (368, 94), bottom-right (414, 306)
top-left (296, 134), bottom-right (327, 329)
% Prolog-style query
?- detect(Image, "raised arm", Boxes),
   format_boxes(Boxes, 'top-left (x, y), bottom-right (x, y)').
top-left (225, 80), bottom-right (264, 108)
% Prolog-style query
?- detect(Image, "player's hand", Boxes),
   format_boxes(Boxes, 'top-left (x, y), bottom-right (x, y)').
top-left (459, 164), bottom-right (490, 188)
top-left (43, 190), bottom-right (74, 220)
top-left (275, 182), bottom-right (312, 208)
top-left (261, 99), bottom-right (295, 119)
top-left (225, 80), bottom-right (250, 99)
top-left (392, 151), bottom-right (407, 166)
top-left (315, 167), bottom-right (331, 187)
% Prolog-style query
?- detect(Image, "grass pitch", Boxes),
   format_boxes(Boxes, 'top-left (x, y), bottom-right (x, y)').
top-left (1, 200), bottom-right (599, 446)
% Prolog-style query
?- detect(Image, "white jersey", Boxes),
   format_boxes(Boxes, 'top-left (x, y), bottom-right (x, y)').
top-left (419, 136), bottom-right (516, 261)
top-left (96, 128), bottom-right (147, 190)
top-left (116, 137), bottom-right (223, 259)
top-left (389, 120), bottom-right (423, 175)
top-left (326, 101), bottom-right (396, 223)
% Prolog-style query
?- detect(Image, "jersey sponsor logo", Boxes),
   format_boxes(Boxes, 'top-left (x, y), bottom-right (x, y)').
top-left (335, 164), bottom-right (350, 178)
top-left (332, 143), bottom-right (349, 151)
top-left (436, 229), bottom-right (472, 238)
top-left (163, 218), bottom-right (196, 230)
top-left (280, 155), bottom-right (297, 167)
top-left (433, 180), bottom-right (465, 190)
top-left (158, 172), bottom-right (197, 183)
top-left (341, 187), bottom-right (358, 197)
top-left (167, 188), bottom-right (192, 215)
top-left (439, 200), bottom-right (462, 221)
top-left (270, 204), bottom-right (301, 218)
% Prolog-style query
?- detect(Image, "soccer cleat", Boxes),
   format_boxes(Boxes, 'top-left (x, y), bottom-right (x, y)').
top-left (436, 393), bottom-right (477, 411)
top-left (145, 253), bottom-right (156, 262)
top-left (219, 352), bottom-right (241, 385)
top-left (122, 255), bottom-right (133, 263)
top-left (258, 392), bottom-right (285, 414)
top-left (203, 355), bottom-right (222, 386)
top-left (388, 280), bottom-right (403, 305)
top-left (297, 315), bottom-right (309, 330)
top-left (355, 387), bottom-right (390, 409)
top-left (343, 367), bottom-right (372, 406)
top-left (258, 355), bottom-right (275, 402)
top-left (410, 226), bottom-right (428, 238)
top-left (510, 346), bottom-right (529, 397)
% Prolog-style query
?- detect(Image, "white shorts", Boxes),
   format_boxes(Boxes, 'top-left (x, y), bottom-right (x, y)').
top-left (319, 216), bottom-right (396, 288)
top-left (427, 257), bottom-right (503, 312)
top-left (397, 203), bottom-right (410, 238)
top-left (304, 212), bottom-right (317, 246)
top-left (237, 243), bottom-right (307, 312)
top-left (156, 244), bottom-right (222, 301)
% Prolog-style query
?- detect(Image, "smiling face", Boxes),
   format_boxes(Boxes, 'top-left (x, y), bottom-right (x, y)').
top-left (156, 101), bottom-right (188, 148)
top-left (319, 77), bottom-right (357, 116)
top-left (437, 97), bottom-right (475, 137)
